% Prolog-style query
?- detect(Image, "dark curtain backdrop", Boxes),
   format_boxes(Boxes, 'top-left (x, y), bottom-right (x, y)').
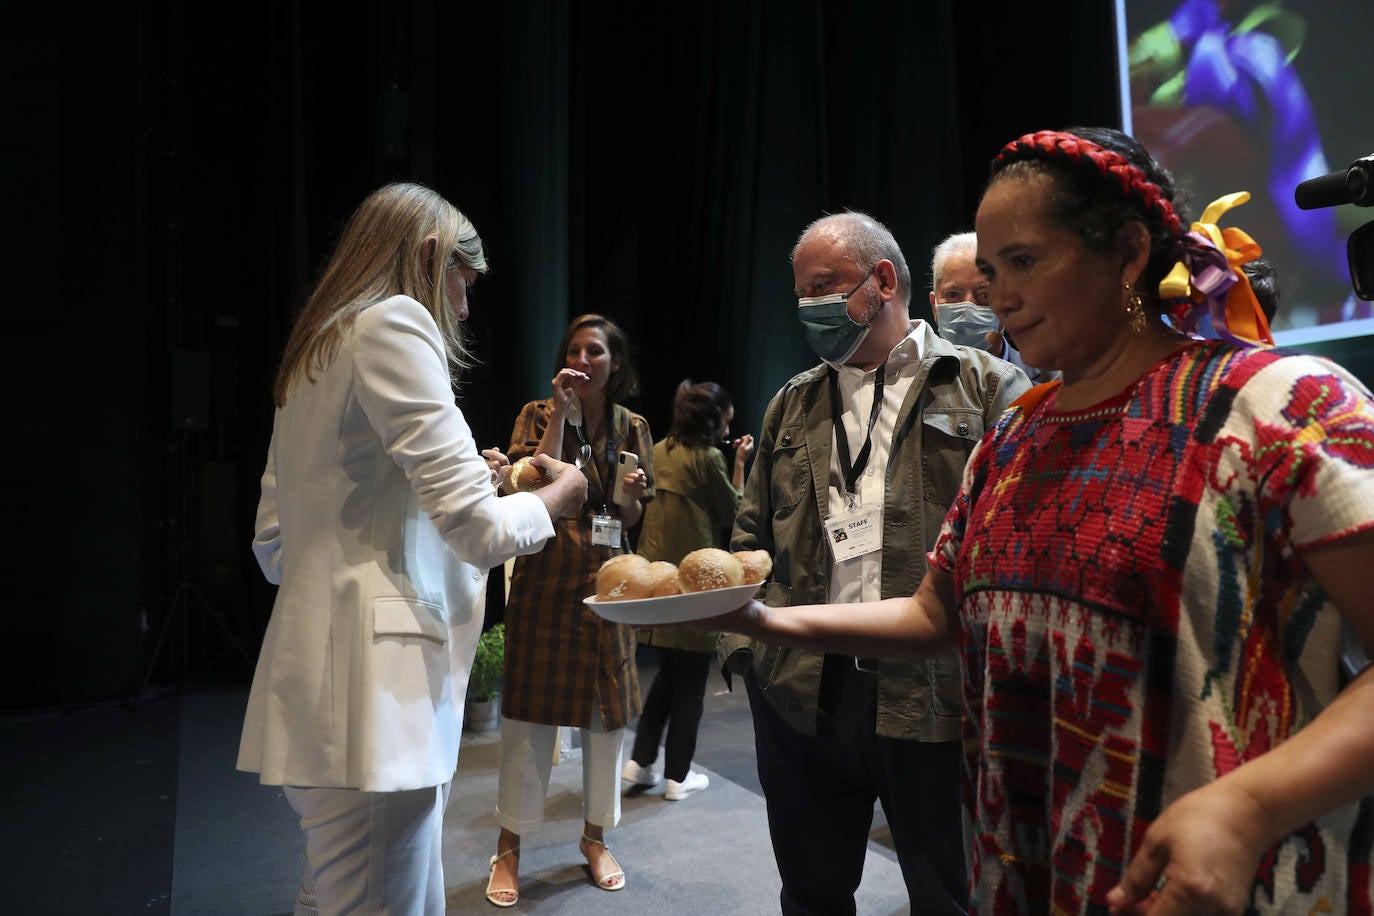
top-left (9, 0), bottom-right (1119, 707)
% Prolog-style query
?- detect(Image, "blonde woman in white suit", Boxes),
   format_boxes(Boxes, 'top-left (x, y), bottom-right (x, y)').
top-left (238, 183), bottom-right (586, 916)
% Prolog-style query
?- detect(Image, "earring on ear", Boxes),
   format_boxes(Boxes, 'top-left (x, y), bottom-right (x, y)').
top-left (1123, 281), bottom-right (1147, 334)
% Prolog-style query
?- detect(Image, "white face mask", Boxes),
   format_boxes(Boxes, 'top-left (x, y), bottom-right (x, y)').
top-left (935, 301), bottom-right (1000, 350)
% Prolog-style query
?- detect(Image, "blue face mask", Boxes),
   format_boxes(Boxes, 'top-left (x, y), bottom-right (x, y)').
top-left (935, 301), bottom-right (1001, 350)
top-left (798, 267), bottom-right (877, 366)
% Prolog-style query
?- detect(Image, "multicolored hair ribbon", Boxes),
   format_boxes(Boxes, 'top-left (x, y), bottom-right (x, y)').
top-left (1160, 190), bottom-right (1274, 346)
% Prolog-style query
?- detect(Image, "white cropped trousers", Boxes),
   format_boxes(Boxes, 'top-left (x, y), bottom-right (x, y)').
top-left (495, 711), bottom-right (623, 833)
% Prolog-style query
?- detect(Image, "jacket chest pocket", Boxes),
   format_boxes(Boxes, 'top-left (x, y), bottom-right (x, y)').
top-left (920, 409), bottom-right (984, 509)
top-left (769, 424), bottom-right (811, 517)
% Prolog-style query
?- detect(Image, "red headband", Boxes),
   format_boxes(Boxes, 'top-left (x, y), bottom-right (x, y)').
top-left (993, 131), bottom-right (1271, 348)
top-left (992, 130), bottom-right (1184, 237)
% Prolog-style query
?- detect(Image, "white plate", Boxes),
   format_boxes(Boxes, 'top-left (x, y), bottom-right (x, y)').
top-left (583, 582), bottom-right (761, 625)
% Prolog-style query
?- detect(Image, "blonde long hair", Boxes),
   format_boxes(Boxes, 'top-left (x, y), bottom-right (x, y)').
top-left (272, 182), bottom-right (488, 406)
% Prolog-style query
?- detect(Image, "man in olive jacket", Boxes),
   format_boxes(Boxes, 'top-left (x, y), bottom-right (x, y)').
top-left (720, 212), bottom-right (1029, 915)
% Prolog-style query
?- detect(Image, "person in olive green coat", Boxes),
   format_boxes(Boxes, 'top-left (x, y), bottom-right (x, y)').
top-left (623, 380), bottom-right (753, 800)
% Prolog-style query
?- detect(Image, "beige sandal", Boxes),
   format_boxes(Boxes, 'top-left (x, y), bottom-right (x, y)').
top-left (485, 846), bottom-right (519, 908)
top-left (580, 832), bottom-right (625, 891)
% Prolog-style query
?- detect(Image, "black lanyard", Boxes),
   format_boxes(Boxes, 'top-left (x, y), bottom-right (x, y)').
top-left (830, 363), bottom-right (885, 501)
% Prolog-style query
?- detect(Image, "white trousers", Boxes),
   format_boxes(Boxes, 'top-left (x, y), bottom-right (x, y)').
top-left (283, 781), bottom-right (451, 916)
top-left (495, 712), bottom-right (623, 833)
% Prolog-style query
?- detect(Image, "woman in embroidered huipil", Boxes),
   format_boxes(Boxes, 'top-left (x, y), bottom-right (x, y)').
top-left (486, 314), bottom-right (654, 907)
top-left (712, 127), bottom-right (1374, 915)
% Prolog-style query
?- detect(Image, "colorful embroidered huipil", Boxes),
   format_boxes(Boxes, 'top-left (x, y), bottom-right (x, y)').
top-left (931, 341), bottom-right (1374, 915)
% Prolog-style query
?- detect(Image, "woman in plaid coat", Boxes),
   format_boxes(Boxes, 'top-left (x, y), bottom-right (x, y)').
top-left (485, 314), bottom-right (655, 907)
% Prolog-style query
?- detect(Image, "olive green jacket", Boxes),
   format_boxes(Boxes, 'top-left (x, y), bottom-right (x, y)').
top-left (719, 321), bottom-right (1029, 741)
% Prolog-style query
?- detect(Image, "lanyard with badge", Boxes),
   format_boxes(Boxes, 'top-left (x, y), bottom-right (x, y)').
top-left (574, 419), bottom-right (624, 549)
top-left (826, 365), bottom-right (884, 563)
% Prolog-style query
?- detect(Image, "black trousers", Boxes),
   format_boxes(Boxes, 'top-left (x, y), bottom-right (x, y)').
top-left (629, 645), bottom-right (712, 782)
top-left (746, 670), bottom-right (968, 916)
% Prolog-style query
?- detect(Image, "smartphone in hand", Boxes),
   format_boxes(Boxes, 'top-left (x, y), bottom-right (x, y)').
top-left (611, 451), bottom-right (639, 507)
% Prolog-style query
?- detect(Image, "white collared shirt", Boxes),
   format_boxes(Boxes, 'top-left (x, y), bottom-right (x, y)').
top-left (826, 323), bottom-right (923, 604)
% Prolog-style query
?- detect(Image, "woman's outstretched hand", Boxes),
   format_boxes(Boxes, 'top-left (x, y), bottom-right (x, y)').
top-left (688, 598), bottom-right (766, 634)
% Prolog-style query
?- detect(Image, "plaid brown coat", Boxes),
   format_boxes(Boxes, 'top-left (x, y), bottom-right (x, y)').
top-left (500, 399), bottom-right (655, 730)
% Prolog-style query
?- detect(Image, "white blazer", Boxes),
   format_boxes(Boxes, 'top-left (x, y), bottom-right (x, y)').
top-left (237, 296), bottom-right (554, 793)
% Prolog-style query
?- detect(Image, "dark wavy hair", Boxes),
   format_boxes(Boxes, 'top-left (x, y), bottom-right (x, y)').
top-left (553, 313), bottom-right (640, 406)
top-left (1242, 257), bottom-right (1280, 322)
top-left (666, 379), bottom-right (733, 451)
top-left (989, 127), bottom-right (1192, 313)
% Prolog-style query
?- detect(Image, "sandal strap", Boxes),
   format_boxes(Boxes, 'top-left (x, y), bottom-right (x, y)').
top-left (486, 851), bottom-right (521, 908)
top-left (581, 833), bottom-right (624, 890)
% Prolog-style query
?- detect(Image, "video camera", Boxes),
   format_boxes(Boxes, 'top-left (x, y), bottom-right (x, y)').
top-left (1295, 153), bottom-right (1374, 300)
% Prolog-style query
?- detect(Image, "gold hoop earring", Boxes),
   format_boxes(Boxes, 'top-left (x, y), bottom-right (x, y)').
top-left (1123, 282), bottom-right (1147, 334)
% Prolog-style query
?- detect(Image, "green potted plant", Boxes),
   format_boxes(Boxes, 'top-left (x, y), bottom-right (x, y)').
top-left (465, 623), bottom-right (504, 732)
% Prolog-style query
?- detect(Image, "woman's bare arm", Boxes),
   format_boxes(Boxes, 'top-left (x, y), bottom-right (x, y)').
top-left (703, 564), bottom-right (959, 660)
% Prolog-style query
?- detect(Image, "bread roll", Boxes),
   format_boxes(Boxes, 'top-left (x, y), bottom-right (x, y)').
top-left (502, 456), bottom-right (548, 493)
top-left (733, 549), bottom-right (773, 586)
top-left (600, 553), bottom-right (641, 576)
top-left (648, 561), bottom-right (681, 597)
top-left (595, 554), bottom-right (656, 601)
top-left (678, 548), bottom-right (745, 593)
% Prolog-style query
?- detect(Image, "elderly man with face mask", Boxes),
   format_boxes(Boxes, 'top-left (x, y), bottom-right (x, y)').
top-left (719, 212), bottom-right (1029, 915)
top-left (930, 232), bottom-right (1058, 384)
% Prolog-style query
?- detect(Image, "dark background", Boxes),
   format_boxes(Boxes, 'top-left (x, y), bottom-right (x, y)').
top-left (7, 0), bottom-right (1295, 709)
